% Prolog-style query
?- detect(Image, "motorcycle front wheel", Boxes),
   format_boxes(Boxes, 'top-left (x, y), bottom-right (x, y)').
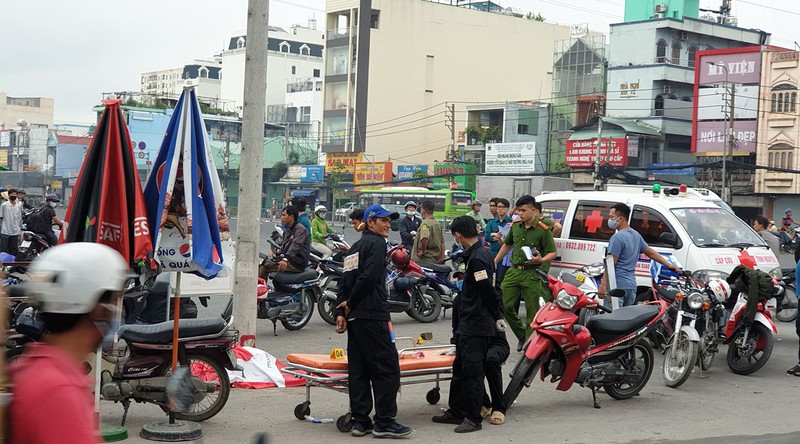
top-left (160, 353), bottom-right (231, 422)
top-left (776, 284), bottom-right (798, 323)
top-left (605, 341), bottom-right (654, 400)
top-left (281, 289), bottom-right (315, 331)
top-left (318, 281), bottom-right (337, 326)
top-left (699, 324), bottom-right (718, 371)
top-left (406, 288), bottom-right (442, 323)
top-left (662, 330), bottom-right (699, 388)
top-left (503, 356), bottom-right (541, 408)
top-left (726, 323), bottom-right (774, 375)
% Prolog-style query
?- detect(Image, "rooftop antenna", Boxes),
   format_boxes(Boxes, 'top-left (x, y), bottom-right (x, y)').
top-left (699, 0), bottom-right (732, 23)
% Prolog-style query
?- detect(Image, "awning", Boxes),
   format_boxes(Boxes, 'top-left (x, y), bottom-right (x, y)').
top-left (569, 116), bottom-right (662, 140)
top-left (291, 188), bottom-right (317, 197)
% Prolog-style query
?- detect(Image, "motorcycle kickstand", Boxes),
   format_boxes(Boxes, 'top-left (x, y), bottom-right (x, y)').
top-left (120, 399), bottom-right (131, 426)
top-left (590, 386), bottom-right (601, 409)
top-left (272, 320), bottom-right (279, 336)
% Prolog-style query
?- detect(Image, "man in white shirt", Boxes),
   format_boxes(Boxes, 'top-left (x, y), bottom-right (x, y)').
top-left (0, 188), bottom-right (23, 255)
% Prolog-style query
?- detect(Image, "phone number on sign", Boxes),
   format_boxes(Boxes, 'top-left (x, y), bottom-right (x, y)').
top-left (556, 240), bottom-right (597, 252)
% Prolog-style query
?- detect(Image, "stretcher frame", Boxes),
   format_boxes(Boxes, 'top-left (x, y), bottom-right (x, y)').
top-left (280, 339), bottom-right (454, 432)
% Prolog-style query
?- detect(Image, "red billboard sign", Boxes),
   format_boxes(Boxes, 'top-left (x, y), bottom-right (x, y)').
top-left (565, 138), bottom-right (628, 168)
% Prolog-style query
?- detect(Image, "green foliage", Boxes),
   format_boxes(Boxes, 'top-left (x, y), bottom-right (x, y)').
top-left (411, 168), bottom-right (430, 187)
top-left (465, 125), bottom-right (502, 145)
top-left (552, 162), bottom-right (572, 173)
top-left (269, 162), bottom-right (289, 182)
top-left (525, 11), bottom-right (545, 21)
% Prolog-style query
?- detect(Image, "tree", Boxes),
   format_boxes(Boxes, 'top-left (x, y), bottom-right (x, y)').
top-left (326, 161), bottom-right (349, 209)
top-left (411, 168), bottom-right (430, 187)
top-left (525, 11), bottom-right (545, 22)
top-left (465, 125), bottom-right (502, 145)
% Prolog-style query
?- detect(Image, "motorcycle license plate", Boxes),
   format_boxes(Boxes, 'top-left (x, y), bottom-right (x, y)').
top-left (20, 240), bottom-right (30, 248)
top-left (575, 273), bottom-right (586, 283)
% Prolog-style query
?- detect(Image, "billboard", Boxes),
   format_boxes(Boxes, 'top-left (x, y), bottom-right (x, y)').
top-left (433, 163), bottom-right (477, 191)
top-left (354, 161), bottom-right (393, 189)
top-left (300, 165), bottom-right (325, 183)
top-left (697, 85), bottom-right (759, 121)
top-left (484, 142), bottom-right (537, 174)
top-left (325, 152), bottom-right (363, 173)
top-left (397, 165), bottom-right (428, 181)
top-left (695, 120), bottom-right (758, 154)
top-left (565, 138), bottom-right (629, 168)
top-left (698, 52), bottom-right (762, 85)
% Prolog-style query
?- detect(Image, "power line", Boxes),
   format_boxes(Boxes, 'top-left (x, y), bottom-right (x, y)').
top-left (737, 0), bottom-right (800, 17)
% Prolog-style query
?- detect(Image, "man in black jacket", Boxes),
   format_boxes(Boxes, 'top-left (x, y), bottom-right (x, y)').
top-left (334, 204), bottom-right (412, 438)
top-left (398, 200), bottom-right (420, 248)
top-left (433, 215), bottom-right (507, 433)
top-left (259, 206), bottom-right (309, 278)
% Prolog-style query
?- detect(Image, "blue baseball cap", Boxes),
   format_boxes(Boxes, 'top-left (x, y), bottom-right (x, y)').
top-left (786, 208), bottom-right (793, 213)
top-left (364, 204), bottom-right (399, 220)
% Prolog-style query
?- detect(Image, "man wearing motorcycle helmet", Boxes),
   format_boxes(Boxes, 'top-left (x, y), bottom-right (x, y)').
top-left (311, 205), bottom-right (336, 259)
top-left (398, 200), bottom-right (421, 249)
top-left (334, 204), bottom-right (411, 438)
top-left (8, 243), bottom-right (130, 444)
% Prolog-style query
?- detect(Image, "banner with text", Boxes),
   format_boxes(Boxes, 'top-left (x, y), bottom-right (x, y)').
top-left (565, 138), bottom-right (629, 168)
top-left (484, 142), bottom-right (537, 174)
top-left (695, 120), bottom-right (757, 154)
top-left (397, 165), bottom-right (428, 180)
top-left (354, 161), bottom-right (393, 190)
top-left (325, 152), bottom-right (364, 173)
top-left (433, 163), bottom-right (477, 191)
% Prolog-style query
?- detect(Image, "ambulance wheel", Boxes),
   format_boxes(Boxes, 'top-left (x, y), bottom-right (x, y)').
top-left (294, 402), bottom-right (311, 420)
top-left (336, 413), bottom-right (353, 433)
top-left (426, 388), bottom-right (441, 405)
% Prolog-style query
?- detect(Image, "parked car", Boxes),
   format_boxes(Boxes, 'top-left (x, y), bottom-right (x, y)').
top-left (335, 202), bottom-right (357, 218)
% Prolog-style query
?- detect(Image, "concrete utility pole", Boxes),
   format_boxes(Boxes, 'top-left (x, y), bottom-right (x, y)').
top-left (233, 0), bottom-right (268, 347)
top-left (725, 79), bottom-right (735, 203)
top-left (445, 103), bottom-right (456, 186)
top-left (593, 116), bottom-right (604, 191)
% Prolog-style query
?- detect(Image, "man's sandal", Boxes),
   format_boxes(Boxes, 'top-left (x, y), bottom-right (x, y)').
top-left (489, 411), bottom-right (505, 425)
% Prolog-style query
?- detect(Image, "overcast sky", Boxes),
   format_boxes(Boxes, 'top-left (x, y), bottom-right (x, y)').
top-left (1, 0), bottom-right (797, 123)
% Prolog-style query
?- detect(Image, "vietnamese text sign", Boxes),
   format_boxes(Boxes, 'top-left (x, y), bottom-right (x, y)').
top-left (354, 161), bottom-right (393, 189)
top-left (325, 152), bottom-right (364, 173)
top-left (484, 142), bottom-right (536, 174)
top-left (397, 165), bottom-right (428, 180)
top-left (694, 120), bottom-right (757, 153)
top-left (433, 163), bottom-right (477, 191)
top-left (0, 149), bottom-right (7, 167)
top-left (0, 130), bottom-right (10, 148)
top-left (565, 138), bottom-right (629, 168)
top-left (697, 85), bottom-right (759, 121)
top-left (698, 51), bottom-right (762, 85)
top-left (300, 165), bottom-right (325, 183)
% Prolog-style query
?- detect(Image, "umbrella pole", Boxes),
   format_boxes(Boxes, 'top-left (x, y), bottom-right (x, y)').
top-left (169, 272), bottom-right (182, 424)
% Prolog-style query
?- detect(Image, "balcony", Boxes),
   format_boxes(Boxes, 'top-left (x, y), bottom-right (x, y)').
top-left (327, 27), bottom-right (355, 41)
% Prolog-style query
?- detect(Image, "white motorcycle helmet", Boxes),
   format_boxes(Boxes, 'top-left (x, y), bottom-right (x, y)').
top-left (314, 205), bottom-right (328, 214)
top-left (28, 243), bottom-right (130, 314)
top-left (705, 278), bottom-right (731, 302)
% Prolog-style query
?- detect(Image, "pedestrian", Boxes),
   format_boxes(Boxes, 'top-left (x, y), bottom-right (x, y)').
top-left (334, 204), bottom-right (412, 438)
top-left (753, 215), bottom-right (780, 252)
top-left (493, 195), bottom-right (557, 352)
top-left (0, 188), bottom-right (23, 255)
top-left (599, 203), bottom-right (681, 308)
top-left (311, 205), bottom-right (336, 259)
top-left (485, 198), bottom-right (512, 291)
top-left (290, 196), bottom-right (312, 236)
top-left (17, 189), bottom-right (33, 210)
top-left (349, 208), bottom-right (366, 233)
top-left (411, 200), bottom-right (445, 264)
top-left (466, 200), bottom-right (486, 234)
top-left (27, 194), bottom-right (64, 247)
top-left (488, 198), bottom-right (498, 220)
top-left (432, 216), bottom-right (507, 433)
top-left (8, 243), bottom-right (129, 444)
top-left (398, 200), bottom-right (421, 249)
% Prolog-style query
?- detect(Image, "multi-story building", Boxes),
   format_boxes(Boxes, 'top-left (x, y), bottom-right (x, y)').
top-left (0, 92), bottom-right (54, 128)
top-left (321, 0), bottom-right (576, 167)
top-left (219, 22), bottom-right (324, 138)
top-left (140, 58), bottom-right (223, 108)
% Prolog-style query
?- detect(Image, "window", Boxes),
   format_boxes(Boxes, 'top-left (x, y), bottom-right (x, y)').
top-left (671, 42), bottom-right (681, 65)
top-left (569, 202), bottom-right (615, 242)
top-left (301, 106), bottom-right (311, 122)
top-left (370, 11), bottom-right (380, 29)
top-left (772, 83), bottom-right (797, 113)
top-left (326, 46), bottom-right (349, 76)
top-left (517, 109), bottom-right (539, 135)
top-left (793, 93), bottom-right (797, 112)
top-left (300, 45), bottom-right (310, 56)
top-left (768, 143), bottom-right (794, 168)
top-left (540, 200), bottom-right (570, 238)
top-left (772, 93), bottom-right (777, 113)
top-left (778, 93), bottom-right (784, 113)
top-left (236, 37), bottom-right (245, 49)
top-left (631, 206), bottom-right (680, 248)
top-left (656, 39), bottom-right (667, 63)
top-left (313, 68), bottom-right (321, 78)
top-left (654, 95), bottom-right (665, 116)
top-left (279, 41), bottom-right (290, 53)
top-left (291, 66), bottom-right (296, 75)
top-left (688, 46), bottom-right (697, 68)
top-left (198, 67), bottom-right (208, 78)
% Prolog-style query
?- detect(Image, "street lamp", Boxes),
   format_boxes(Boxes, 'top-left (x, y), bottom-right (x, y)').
top-left (706, 61), bottom-right (734, 203)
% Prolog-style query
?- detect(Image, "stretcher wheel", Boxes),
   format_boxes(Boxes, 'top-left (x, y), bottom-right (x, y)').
top-left (426, 388), bottom-right (441, 405)
top-left (294, 402), bottom-right (311, 420)
top-left (336, 413), bottom-right (353, 433)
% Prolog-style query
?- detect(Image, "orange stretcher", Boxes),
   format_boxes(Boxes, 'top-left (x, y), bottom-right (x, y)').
top-left (281, 342), bottom-right (455, 433)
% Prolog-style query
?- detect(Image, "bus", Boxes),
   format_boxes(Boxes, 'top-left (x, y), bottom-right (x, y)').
top-left (357, 187), bottom-right (475, 227)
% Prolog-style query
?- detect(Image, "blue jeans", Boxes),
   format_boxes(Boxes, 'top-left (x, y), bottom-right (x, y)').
top-left (605, 288), bottom-right (637, 310)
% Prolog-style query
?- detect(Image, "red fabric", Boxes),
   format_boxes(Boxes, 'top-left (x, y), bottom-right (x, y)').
top-left (7, 343), bottom-right (99, 443)
top-left (231, 356), bottom-right (306, 389)
top-left (232, 345), bottom-right (254, 361)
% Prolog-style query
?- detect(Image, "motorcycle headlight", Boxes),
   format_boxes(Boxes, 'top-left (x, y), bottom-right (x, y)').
top-left (769, 267), bottom-right (783, 281)
top-left (692, 269), bottom-right (731, 285)
top-left (687, 292), bottom-right (704, 310)
top-left (555, 289), bottom-right (578, 310)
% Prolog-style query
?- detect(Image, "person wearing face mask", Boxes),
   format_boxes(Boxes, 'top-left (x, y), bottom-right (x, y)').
top-left (600, 203), bottom-right (680, 308)
top-left (28, 193), bottom-right (64, 247)
top-left (0, 188), bottom-right (23, 255)
top-left (398, 200), bottom-right (421, 249)
top-left (8, 243), bottom-right (130, 444)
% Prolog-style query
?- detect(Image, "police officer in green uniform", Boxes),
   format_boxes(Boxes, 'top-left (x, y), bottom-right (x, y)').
top-left (493, 195), bottom-right (557, 351)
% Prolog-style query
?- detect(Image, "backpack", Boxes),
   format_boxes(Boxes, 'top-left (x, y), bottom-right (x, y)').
top-left (23, 206), bottom-right (51, 234)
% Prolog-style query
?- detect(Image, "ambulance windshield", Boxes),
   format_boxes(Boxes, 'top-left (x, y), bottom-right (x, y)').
top-left (671, 208), bottom-right (766, 248)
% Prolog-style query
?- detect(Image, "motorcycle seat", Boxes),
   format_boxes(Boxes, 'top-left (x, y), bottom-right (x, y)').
top-left (586, 304), bottom-right (661, 336)
top-left (418, 263), bottom-right (452, 274)
top-left (272, 269), bottom-right (318, 284)
top-left (119, 317), bottom-right (227, 344)
top-left (656, 286), bottom-right (680, 302)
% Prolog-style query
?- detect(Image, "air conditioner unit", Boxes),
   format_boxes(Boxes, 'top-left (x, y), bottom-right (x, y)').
top-left (655, 3), bottom-right (668, 13)
top-left (654, 13), bottom-right (665, 19)
top-left (679, 31), bottom-right (689, 40)
top-left (662, 85), bottom-right (673, 94)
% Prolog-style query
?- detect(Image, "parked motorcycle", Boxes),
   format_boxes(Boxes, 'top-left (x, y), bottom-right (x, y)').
top-left (724, 278), bottom-right (781, 375)
top-left (387, 244), bottom-right (442, 323)
top-left (15, 231), bottom-right (50, 262)
top-left (256, 268), bottom-right (319, 335)
top-left (101, 298), bottom-right (238, 423)
top-left (317, 258), bottom-right (343, 325)
top-left (504, 270), bottom-right (668, 409)
top-left (777, 268), bottom-right (798, 323)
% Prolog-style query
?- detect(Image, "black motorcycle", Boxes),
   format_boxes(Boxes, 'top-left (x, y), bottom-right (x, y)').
top-left (777, 268), bottom-right (798, 323)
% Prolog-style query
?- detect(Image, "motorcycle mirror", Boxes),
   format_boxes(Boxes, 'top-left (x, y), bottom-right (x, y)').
top-left (608, 288), bottom-right (626, 298)
top-left (167, 366), bottom-right (198, 413)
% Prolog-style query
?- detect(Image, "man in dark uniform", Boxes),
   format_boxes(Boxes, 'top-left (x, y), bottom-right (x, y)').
top-left (334, 204), bottom-right (412, 438)
top-left (398, 200), bottom-right (420, 248)
top-left (433, 215), bottom-right (507, 433)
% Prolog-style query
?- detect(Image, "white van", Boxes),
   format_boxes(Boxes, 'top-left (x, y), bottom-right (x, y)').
top-left (604, 184), bottom-right (734, 214)
top-left (537, 191), bottom-right (781, 289)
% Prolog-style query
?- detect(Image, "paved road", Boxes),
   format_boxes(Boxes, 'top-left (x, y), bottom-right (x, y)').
top-left (95, 217), bottom-right (800, 443)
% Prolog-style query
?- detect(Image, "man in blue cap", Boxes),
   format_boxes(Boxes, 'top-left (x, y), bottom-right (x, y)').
top-left (398, 200), bottom-right (420, 248)
top-left (335, 204), bottom-right (412, 438)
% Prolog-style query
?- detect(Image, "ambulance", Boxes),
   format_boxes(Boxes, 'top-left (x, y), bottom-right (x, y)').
top-left (537, 187), bottom-right (781, 290)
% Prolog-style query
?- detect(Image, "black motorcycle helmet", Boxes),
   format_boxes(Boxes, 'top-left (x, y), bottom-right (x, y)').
top-left (393, 276), bottom-right (414, 292)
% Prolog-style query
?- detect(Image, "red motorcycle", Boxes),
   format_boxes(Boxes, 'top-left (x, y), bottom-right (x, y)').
top-left (504, 271), bottom-right (668, 409)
